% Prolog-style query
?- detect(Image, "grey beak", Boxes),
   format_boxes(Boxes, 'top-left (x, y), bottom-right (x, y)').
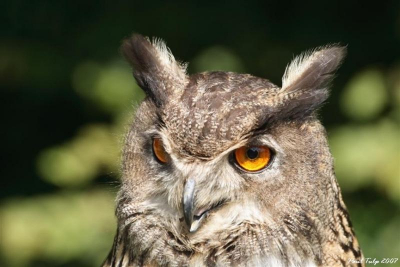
top-left (183, 178), bottom-right (196, 229)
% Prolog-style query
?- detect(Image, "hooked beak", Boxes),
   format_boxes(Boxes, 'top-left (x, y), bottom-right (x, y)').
top-left (183, 178), bottom-right (196, 232)
top-left (183, 178), bottom-right (195, 228)
top-left (183, 178), bottom-right (226, 233)
top-left (183, 178), bottom-right (207, 233)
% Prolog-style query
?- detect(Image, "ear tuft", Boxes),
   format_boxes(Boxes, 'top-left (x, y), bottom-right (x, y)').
top-left (277, 45), bottom-right (346, 118)
top-left (121, 34), bottom-right (187, 106)
top-left (282, 45), bottom-right (346, 92)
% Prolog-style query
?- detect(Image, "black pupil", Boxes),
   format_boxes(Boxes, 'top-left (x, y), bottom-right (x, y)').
top-left (246, 147), bottom-right (259, 160)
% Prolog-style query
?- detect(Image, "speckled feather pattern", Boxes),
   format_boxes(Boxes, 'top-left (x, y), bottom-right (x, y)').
top-left (102, 35), bottom-right (363, 267)
top-left (165, 72), bottom-right (279, 159)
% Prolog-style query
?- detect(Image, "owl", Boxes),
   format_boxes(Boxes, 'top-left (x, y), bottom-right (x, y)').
top-left (102, 34), bottom-right (363, 267)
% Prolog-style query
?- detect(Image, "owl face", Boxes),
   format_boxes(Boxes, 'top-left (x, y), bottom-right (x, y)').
top-left (125, 98), bottom-right (330, 237)
top-left (112, 35), bottom-right (356, 265)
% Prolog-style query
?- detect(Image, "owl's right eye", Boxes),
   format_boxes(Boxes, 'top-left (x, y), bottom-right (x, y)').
top-left (152, 138), bottom-right (169, 163)
top-left (233, 145), bottom-right (272, 172)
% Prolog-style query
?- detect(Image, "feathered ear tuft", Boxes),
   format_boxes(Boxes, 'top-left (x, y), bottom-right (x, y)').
top-left (276, 45), bottom-right (346, 119)
top-left (121, 34), bottom-right (187, 106)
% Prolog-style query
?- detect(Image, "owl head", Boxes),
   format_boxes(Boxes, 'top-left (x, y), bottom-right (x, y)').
top-left (111, 35), bottom-right (355, 265)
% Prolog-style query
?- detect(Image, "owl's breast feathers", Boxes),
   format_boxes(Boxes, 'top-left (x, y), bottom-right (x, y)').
top-left (102, 195), bottom-right (363, 267)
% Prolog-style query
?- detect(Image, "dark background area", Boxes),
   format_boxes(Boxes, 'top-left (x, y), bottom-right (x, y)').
top-left (1, 1), bottom-right (399, 266)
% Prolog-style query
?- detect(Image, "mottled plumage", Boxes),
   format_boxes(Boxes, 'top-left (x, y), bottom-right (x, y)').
top-left (103, 35), bottom-right (363, 267)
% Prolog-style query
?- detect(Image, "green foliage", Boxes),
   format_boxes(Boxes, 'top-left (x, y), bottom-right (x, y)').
top-left (330, 65), bottom-right (400, 263)
top-left (1, 190), bottom-right (116, 267)
top-left (72, 60), bottom-right (144, 114)
top-left (36, 124), bottom-right (120, 187)
top-left (330, 120), bottom-right (399, 200)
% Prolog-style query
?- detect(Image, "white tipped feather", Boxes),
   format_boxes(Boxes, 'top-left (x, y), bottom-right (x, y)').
top-left (281, 45), bottom-right (346, 92)
top-left (152, 37), bottom-right (188, 80)
top-left (282, 48), bottom-right (320, 89)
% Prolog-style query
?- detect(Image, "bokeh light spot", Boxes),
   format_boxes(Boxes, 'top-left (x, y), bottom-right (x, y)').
top-left (340, 68), bottom-right (387, 121)
top-left (72, 60), bottom-right (144, 115)
top-left (37, 124), bottom-right (120, 187)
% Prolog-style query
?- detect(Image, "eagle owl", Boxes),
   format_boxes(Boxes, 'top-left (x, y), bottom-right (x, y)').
top-left (103, 35), bottom-right (363, 267)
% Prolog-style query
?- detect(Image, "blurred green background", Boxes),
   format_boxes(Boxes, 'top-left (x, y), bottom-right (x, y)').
top-left (1, 1), bottom-right (399, 266)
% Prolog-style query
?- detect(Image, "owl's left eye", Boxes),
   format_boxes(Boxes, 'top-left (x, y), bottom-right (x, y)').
top-left (152, 138), bottom-right (169, 163)
top-left (233, 146), bottom-right (272, 172)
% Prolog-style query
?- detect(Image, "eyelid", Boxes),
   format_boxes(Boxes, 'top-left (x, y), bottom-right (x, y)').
top-left (249, 136), bottom-right (283, 156)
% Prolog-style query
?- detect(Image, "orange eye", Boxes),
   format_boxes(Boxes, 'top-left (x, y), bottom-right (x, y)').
top-left (152, 138), bottom-right (169, 163)
top-left (234, 146), bottom-right (272, 172)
